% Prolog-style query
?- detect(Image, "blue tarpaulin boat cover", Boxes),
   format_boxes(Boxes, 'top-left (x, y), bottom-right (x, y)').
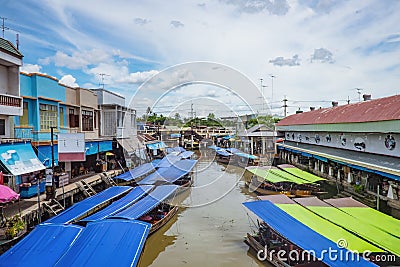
top-left (81, 185), bottom-right (154, 222)
top-left (179, 151), bottom-right (194, 159)
top-left (0, 224), bottom-right (83, 267)
top-left (54, 220), bottom-right (151, 267)
top-left (146, 141), bottom-right (166, 150)
top-left (243, 200), bottom-right (376, 267)
top-left (156, 154), bottom-right (182, 168)
top-left (45, 186), bottom-right (132, 224)
top-left (110, 185), bottom-right (178, 220)
top-left (166, 146), bottom-right (186, 154)
top-left (215, 148), bottom-right (232, 157)
top-left (235, 152), bottom-right (258, 160)
top-left (226, 147), bottom-right (241, 153)
top-left (138, 160), bottom-right (197, 185)
top-left (114, 163), bottom-right (156, 181)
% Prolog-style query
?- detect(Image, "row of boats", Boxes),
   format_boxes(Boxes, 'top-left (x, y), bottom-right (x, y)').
top-left (0, 147), bottom-right (198, 266)
top-left (243, 195), bottom-right (400, 266)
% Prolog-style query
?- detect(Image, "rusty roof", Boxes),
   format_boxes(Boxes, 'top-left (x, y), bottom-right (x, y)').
top-left (277, 94), bottom-right (400, 126)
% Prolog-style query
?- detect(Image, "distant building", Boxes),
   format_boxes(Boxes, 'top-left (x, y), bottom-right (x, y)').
top-left (0, 37), bottom-right (23, 139)
top-left (276, 94), bottom-right (400, 217)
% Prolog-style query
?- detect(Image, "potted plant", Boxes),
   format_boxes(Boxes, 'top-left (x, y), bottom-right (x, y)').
top-left (5, 215), bottom-right (26, 239)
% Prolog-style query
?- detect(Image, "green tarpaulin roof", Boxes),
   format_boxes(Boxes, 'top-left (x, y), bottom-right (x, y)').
top-left (278, 164), bottom-right (325, 183)
top-left (294, 197), bottom-right (400, 256)
top-left (246, 167), bottom-right (313, 184)
top-left (325, 198), bottom-right (400, 239)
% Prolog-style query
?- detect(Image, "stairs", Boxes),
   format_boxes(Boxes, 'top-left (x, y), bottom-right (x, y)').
top-left (76, 180), bottom-right (97, 197)
top-left (100, 172), bottom-right (118, 187)
top-left (42, 199), bottom-right (64, 216)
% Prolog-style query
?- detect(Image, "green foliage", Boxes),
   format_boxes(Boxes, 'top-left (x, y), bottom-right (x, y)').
top-left (5, 215), bottom-right (25, 239)
top-left (353, 183), bottom-right (365, 194)
top-left (183, 117), bottom-right (223, 127)
top-left (246, 115), bottom-right (277, 129)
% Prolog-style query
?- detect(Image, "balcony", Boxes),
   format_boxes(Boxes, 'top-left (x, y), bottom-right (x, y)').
top-left (0, 94), bottom-right (23, 116)
top-left (14, 126), bottom-right (34, 140)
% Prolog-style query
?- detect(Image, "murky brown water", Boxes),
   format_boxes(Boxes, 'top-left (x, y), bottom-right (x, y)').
top-left (138, 153), bottom-right (270, 266)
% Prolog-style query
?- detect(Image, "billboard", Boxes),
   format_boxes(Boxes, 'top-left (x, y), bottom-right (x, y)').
top-left (58, 133), bottom-right (86, 162)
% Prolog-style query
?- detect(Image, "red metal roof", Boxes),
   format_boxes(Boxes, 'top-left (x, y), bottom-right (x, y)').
top-left (277, 95), bottom-right (400, 126)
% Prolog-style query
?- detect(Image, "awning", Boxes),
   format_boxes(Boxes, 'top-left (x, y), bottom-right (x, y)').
top-left (146, 141), bottom-right (166, 150)
top-left (117, 137), bottom-right (140, 154)
top-left (0, 224), bottom-right (83, 266)
top-left (138, 160), bottom-right (197, 185)
top-left (0, 142), bottom-right (46, 175)
top-left (114, 163), bottom-right (156, 182)
top-left (279, 141), bottom-right (400, 181)
top-left (54, 220), bottom-right (151, 267)
top-left (179, 151), bottom-right (194, 159)
top-left (243, 200), bottom-right (376, 267)
top-left (46, 186), bottom-right (132, 224)
top-left (110, 185), bottom-right (178, 220)
top-left (37, 145), bottom-right (59, 168)
top-left (81, 185), bottom-right (154, 222)
top-left (156, 154), bottom-right (182, 168)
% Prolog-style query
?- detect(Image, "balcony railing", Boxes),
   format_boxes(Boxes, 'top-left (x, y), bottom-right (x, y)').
top-left (0, 94), bottom-right (23, 116)
top-left (14, 127), bottom-right (34, 140)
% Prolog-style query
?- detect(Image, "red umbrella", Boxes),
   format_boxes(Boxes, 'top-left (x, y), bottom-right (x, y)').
top-left (0, 184), bottom-right (19, 203)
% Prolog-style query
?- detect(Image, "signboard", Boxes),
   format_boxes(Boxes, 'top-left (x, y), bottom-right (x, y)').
top-left (58, 133), bottom-right (86, 162)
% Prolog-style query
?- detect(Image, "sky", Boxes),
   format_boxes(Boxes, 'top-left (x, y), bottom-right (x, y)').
top-left (2, 0), bottom-right (400, 118)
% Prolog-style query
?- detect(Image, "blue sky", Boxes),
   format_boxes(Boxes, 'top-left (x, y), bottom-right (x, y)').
top-left (2, 0), bottom-right (400, 117)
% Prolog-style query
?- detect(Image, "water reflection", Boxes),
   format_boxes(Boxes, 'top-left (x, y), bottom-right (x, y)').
top-left (138, 154), bottom-right (266, 266)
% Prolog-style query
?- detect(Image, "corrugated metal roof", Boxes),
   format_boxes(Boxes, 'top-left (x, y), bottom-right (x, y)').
top-left (277, 95), bottom-right (400, 126)
top-left (0, 37), bottom-right (23, 58)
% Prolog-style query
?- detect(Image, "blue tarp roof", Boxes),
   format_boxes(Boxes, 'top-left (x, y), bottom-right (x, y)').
top-left (138, 160), bottom-right (197, 185)
top-left (156, 154), bottom-right (182, 168)
top-left (226, 147), bottom-right (241, 153)
top-left (243, 200), bottom-right (376, 267)
top-left (81, 185), bottom-right (154, 222)
top-left (179, 151), bottom-right (194, 159)
top-left (216, 148), bottom-right (232, 157)
top-left (114, 163), bottom-right (156, 181)
top-left (146, 141), bottom-right (166, 150)
top-left (235, 152), bottom-right (258, 160)
top-left (0, 224), bottom-right (83, 266)
top-left (45, 186), bottom-right (132, 224)
top-left (54, 220), bottom-right (151, 267)
top-left (110, 185), bottom-right (178, 220)
top-left (166, 146), bottom-right (186, 154)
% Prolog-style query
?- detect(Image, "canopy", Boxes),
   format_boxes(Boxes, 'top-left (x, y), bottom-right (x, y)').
top-left (0, 142), bottom-right (45, 175)
top-left (166, 146), bottom-right (186, 154)
top-left (146, 141), bottom-right (166, 150)
top-left (156, 154), bottom-right (182, 168)
top-left (110, 185), bottom-right (178, 220)
top-left (234, 152), bottom-right (258, 160)
top-left (179, 151), bottom-right (194, 159)
top-left (259, 195), bottom-right (382, 253)
top-left (215, 148), bottom-right (232, 157)
top-left (278, 164), bottom-right (325, 183)
top-left (294, 197), bottom-right (400, 256)
top-left (0, 184), bottom-right (19, 203)
top-left (81, 185), bottom-right (154, 222)
top-left (138, 160), bottom-right (197, 185)
top-left (54, 220), bottom-right (151, 267)
top-left (325, 197), bottom-right (400, 239)
top-left (114, 163), bottom-right (155, 182)
top-left (0, 224), bottom-right (83, 266)
top-left (45, 186), bottom-right (132, 224)
top-left (243, 200), bottom-right (376, 267)
top-left (246, 166), bottom-right (313, 184)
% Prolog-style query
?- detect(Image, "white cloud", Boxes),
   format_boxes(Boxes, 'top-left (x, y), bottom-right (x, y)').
top-left (59, 74), bottom-right (79, 87)
top-left (21, 64), bottom-right (42, 73)
top-left (170, 20), bottom-right (184, 28)
top-left (117, 70), bottom-right (159, 84)
top-left (311, 48), bottom-right (334, 63)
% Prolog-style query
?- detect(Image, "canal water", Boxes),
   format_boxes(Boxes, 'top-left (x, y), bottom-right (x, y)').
top-left (138, 151), bottom-right (270, 266)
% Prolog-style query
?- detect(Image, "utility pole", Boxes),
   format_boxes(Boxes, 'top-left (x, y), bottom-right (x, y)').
top-left (270, 75), bottom-right (276, 111)
top-left (282, 96), bottom-right (288, 117)
top-left (260, 78), bottom-right (267, 114)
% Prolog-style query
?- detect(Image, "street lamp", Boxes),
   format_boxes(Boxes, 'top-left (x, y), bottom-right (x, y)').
top-left (260, 78), bottom-right (268, 114)
top-left (270, 75), bottom-right (276, 110)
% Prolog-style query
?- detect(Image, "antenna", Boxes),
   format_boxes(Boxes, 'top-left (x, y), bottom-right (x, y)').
top-left (355, 88), bottom-right (363, 102)
top-left (1, 17), bottom-right (9, 38)
top-left (98, 73), bottom-right (110, 89)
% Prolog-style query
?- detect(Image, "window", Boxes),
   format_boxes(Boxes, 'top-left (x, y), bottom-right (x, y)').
top-left (94, 111), bottom-right (97, 129)
top-left (0, 119), bottom-right (5, 135)
top-left (60, 107), bottom-right (64, 127)
top-left (39, 104), bottom-right (57, 130)
top-left (20, 102), bottom-right (29, 126)
top-left (69, 108), bottom-right (79, 128)
top-left (82, 110), bottom-right (93, 131)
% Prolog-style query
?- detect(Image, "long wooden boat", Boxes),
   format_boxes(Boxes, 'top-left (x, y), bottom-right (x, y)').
top-left (245, 222), bottom-right (326, 267)
top-left (246, 176), bottom-right (295, 197)
top-left (139, 203), bottom-right (179, 234)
